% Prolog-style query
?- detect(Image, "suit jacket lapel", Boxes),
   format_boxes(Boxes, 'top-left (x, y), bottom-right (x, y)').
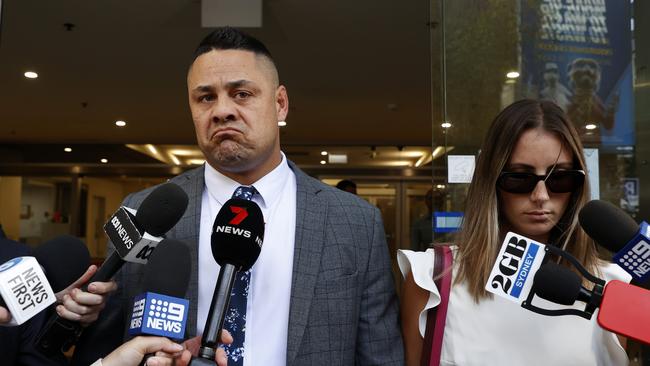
top-left (166, 165), bottom-right (204, 335)
top-left (286, 162), bottom-right (327, 365)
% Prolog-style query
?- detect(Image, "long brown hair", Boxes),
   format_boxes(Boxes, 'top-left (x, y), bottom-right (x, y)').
top-left (455, 99), bottom-right (599, 301)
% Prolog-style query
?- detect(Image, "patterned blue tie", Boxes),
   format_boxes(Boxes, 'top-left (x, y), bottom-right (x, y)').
top-left (224, 185), bottom-right (257, 365)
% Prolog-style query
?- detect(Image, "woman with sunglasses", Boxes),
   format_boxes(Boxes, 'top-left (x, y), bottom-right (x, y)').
top-left (399, 99), bottom-right (630, 365)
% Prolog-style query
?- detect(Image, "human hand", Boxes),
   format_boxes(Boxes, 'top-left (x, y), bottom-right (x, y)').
top-left (181, 330), bottom-right (233, 366)
top-left (55, 265), bottom-right (118, 325)
top-left (0, 305), bottom-right (11, 324)
top-left (101, 336), bottom-right (190, 366)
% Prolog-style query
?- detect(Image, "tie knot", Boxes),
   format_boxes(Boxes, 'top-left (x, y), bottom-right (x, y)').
top-left (232, 185), bottom-right (257, 201)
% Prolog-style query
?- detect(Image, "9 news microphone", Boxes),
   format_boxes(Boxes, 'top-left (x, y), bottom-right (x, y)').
top-left (36, 182), bottom-right (189, 355)
top-left (534, 261), bottom-right (650, 345)
top-left (128, 239), bottom-right (191, 340)
top-left (192, 198), bottom-right (264, 365)
top-left (0, 236), bottom-right (90, 326)
top-left (579, 199), bottom-right (650, 282)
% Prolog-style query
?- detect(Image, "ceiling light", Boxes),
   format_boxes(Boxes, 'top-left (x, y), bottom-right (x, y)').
top-left (146, 144), bottom-right (158, 155)
top-left (100, 158), bottom-right (108, 164)
top-left (187, 159), bottom-right (205, 165)
top-left (64, 147), bottom-right (72, 153)
top-left (169, 149), bottom-right (197, 156)
top-left (115, 120), bottom-right (127, 127)
top-left (320, 160), bottom-right (326, 165)
top-left (506, 71), bottom-right (520, 79)
top-left (436, 184), bottom-right (446, 189)
top-left (321, 151), bottom-right (328, 156)
top-left (169, 154), bottom-right (181, 165)
top-left (585, 123), bottom-right (597, 130)
top-left (441, 122), bottom-right (452, 129)
top-left (278, 121), bottom-right (287, 127)
top-left (24, 71), bottom-right (38, 79)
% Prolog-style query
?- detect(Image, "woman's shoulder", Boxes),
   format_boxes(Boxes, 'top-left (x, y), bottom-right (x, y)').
top-left (599, 260), bottom-right (633, 283)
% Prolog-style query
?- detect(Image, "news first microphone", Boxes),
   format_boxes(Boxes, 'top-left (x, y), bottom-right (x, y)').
top-left (192, 198), bottom-right (265, 365)
top-left (36, 182), bottom-right (189, 355)
top-left (128, 239), bottom-right (191, 340)
top-left (579, 199), bottom-right (650, 282)
top-left (0, 235), bottom-right (90, 326)
top-left (534, 261), bottom-right (650, 345)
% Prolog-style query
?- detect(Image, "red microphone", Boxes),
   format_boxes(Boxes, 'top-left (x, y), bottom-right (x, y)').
top-left (533, 261), bottom-right (650, 345)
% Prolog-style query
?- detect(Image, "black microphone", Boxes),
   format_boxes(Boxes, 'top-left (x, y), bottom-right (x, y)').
top-left (36, 182), bottom-right (189, 355)
top-left (534, 261), bottom-right (650, 345)
top-left (128, 239), bottom-right (192, 339)
top-left (192, 198), bottom-right (264, 364)
top-left (89, 182), bottom-right (189, 287)
top-left (579, 199), bottom-right (650, 282)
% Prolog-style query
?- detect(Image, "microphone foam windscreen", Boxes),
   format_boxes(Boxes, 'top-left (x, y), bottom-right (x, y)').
top-left (142, 239), bottom-right (191, 298)
top-left (579, 199), bottom-right (639, 253)
top-left (33, 235), bottom-right (90, 293)
top-left (533, 262), bottom-right (582, 305)
top-left (211, 198), bottom-right (264, 271)
top-left (135, 183), bottom-right (189, 237)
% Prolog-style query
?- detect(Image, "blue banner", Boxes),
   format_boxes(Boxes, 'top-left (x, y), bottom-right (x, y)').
top-left (520, 0), bottom-right (633, 147)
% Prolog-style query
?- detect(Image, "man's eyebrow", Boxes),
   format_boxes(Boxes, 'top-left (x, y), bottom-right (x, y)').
top-left (191, 85), bottom-right (215, 94)
top-left (225, 79), bottom-right (254, 89)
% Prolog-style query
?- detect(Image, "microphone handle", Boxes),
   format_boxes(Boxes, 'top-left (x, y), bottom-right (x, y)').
top-left (81, 252), bottom-right (125, 292)
top-left (37, 253), bottom-right (125, 355)
top-left (199, 263), bottom-right (238, 360)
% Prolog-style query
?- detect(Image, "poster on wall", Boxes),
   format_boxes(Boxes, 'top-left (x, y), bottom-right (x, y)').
top-left (520, 0), bottom-right (634, 147)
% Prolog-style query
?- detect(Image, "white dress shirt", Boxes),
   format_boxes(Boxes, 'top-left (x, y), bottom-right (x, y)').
top-left (198, 153), bottom-right (297, 366)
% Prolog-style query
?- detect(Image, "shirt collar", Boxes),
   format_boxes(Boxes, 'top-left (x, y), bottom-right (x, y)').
top-left (203, 152), bottom-right (291, 210)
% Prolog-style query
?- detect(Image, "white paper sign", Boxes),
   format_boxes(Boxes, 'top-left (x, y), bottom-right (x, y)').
top-left (447, 155), bottom-right (475, 183)
top-left (583, 148), bottom-right (600, 200)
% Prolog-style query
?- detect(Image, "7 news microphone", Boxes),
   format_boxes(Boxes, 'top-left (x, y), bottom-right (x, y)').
top-left (579, 199), bottom-right (650, 282)
top-left (0, 235), bottom-right (90, 326)
top-left (191, 198), bottom-right (265, 365)
top-left (36, 182), bottom-right (189, 355)
top-left (534, 261), bottom-right (650, 344)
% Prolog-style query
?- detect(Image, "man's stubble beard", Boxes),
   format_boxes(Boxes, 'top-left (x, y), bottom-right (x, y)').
top-left (204, 138), bottom-right (256, 173)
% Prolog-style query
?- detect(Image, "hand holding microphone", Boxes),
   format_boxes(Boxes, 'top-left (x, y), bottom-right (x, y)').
top-left (0, 235), bottom-right (90, 326)
top-left (37, 182), bottom-right (189, 355)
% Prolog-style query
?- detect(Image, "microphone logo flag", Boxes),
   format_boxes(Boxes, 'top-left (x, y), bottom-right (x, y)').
top-left (229, 206), bottom-right (249, 225)
top-left (612, 221), bottom-right (650, 281)
top-left (128, 292), bottom-right (189, 339)
top-left (485, 232), bottom-right (546, 304)
top-left (0, 256), bottom-right (55, 326)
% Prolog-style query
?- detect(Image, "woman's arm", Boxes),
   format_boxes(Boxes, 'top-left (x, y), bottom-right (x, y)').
top-left (400, 271), bottom-right (429, 366)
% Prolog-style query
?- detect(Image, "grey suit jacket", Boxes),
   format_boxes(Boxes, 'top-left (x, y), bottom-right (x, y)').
top-left (92, 161), bottom-right (404, 365)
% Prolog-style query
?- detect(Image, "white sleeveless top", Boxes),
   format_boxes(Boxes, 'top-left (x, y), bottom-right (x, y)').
top-left (398, 248), bottom-right (631, 366)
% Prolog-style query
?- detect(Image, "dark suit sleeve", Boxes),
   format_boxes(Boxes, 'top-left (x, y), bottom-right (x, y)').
top-left (356, 208), bottom-right (404, 365)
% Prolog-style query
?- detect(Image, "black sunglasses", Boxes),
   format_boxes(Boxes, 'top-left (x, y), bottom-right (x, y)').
top-left (497, 170), bottom-right (585, 194)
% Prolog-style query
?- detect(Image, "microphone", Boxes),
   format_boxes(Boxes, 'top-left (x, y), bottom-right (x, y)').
top-left (0, 235), bottom-right (90, 326)
top-left (534, 261), bottom-right (650, 345)
top-left (128, 239), bottom-right (191, 339)
top-left (484, 231), bottom-right (547, 304)
top-left (579, 199), bottom-right (650, 282)
top-left (36, 182), bottom-right (189, 355)
top-left (193, 198), bottom-right (264, 364)
top-left (91, 182), bottom-right (189, 286)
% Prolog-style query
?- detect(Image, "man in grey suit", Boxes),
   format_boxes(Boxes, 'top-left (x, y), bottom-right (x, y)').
top-left (63, 27), bottom-right (403, 365)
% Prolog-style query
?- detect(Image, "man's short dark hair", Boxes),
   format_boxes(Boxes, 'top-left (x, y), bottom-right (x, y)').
top-left (336, 180), bottom-right (357, 191)
top-left (190, 27), bottom-right (274, 66)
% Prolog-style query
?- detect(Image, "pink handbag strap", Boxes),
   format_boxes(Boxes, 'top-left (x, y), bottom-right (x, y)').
top-left (421, 245), bottom-right (453, 366)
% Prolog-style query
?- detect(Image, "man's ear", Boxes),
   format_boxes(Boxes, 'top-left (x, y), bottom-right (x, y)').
top-left (276, 85), bottom-right (289, 122)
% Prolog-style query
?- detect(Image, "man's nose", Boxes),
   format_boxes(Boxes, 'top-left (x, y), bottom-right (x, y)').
top-left (210, 97), bottom-right (237, 123)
